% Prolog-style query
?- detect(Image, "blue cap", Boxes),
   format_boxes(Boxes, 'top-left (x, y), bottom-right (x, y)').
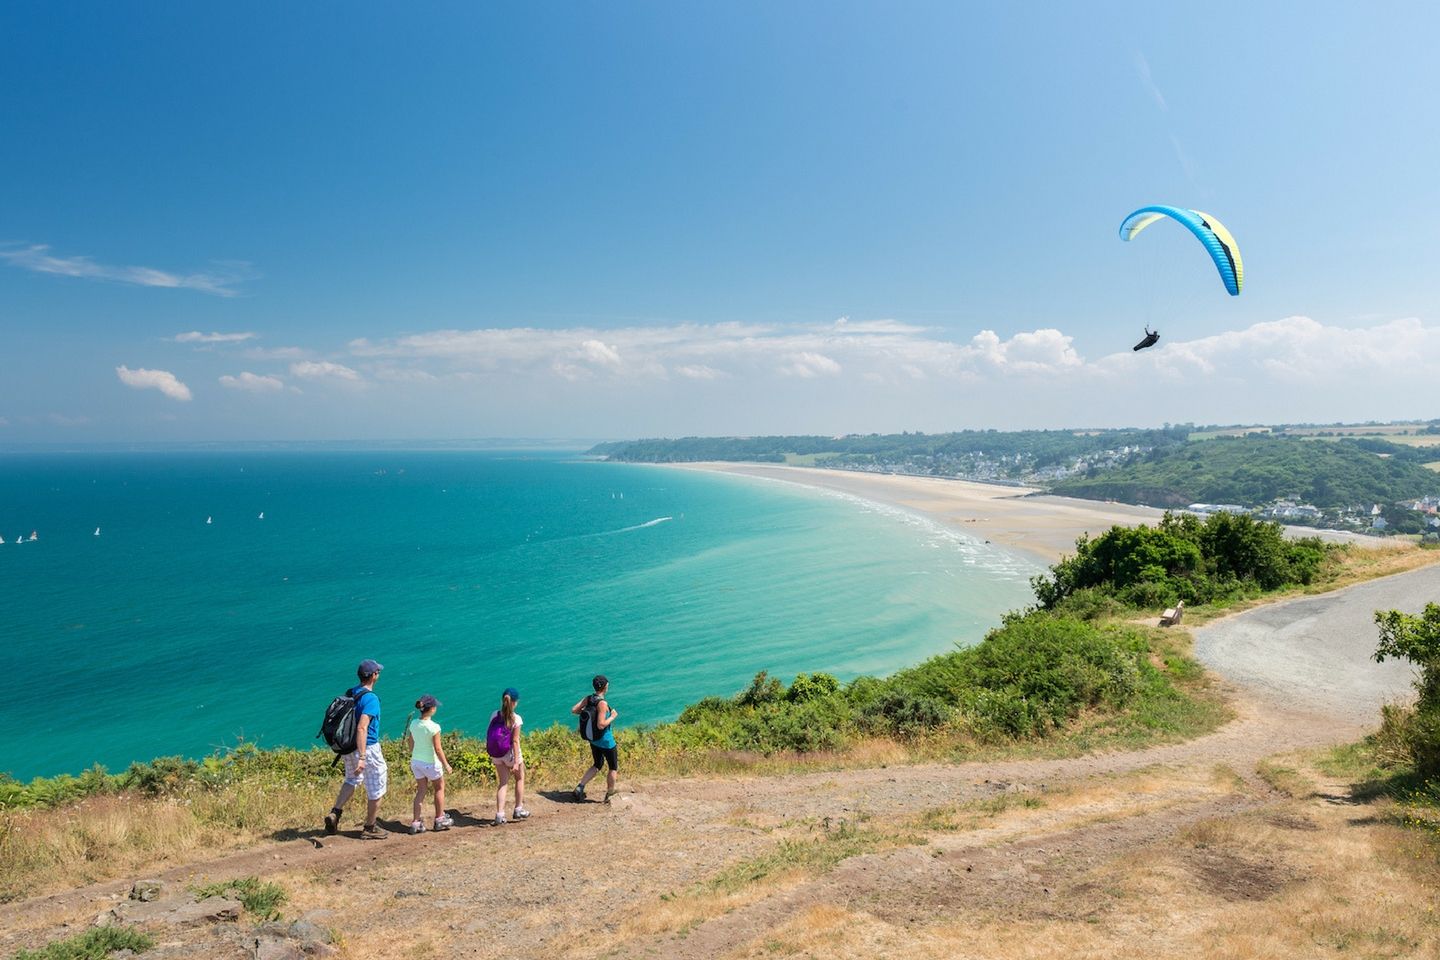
top-left (503, 687), bottom-right (520, 702)
top-left (417, 694), bottom-right (440, 710)
top-left (357, 659), bottom-right (384, 679)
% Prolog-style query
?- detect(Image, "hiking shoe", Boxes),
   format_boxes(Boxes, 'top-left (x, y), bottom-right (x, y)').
top-left (603, 788), bottom-right (619, 805)
top-left (360, 823), bottom-right (389, 840)
top-left (324, 809), bottom-right (341, 835)
top-left (572, 785), bottom-right (586, 802)
top-left (493, 814), bottom-right (507, 826)
top-left (434, 814), bottom-right (453, 831)
top-left (409, 820), bottom-right (425, 835)
top-left (512, 806), bottom-right (530, 820)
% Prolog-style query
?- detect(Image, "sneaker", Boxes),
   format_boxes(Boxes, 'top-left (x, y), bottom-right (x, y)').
top-left (433, 814), bottom-right (453, 831)
top-left (512, 806), bottom-right (530, 820)
top-left (603, 788), bottom-right (619, 805)
top-left (360, 823), bottom-right (389, 840)
top-left (324, 809), bottom-right (341, 835)
top-left (572, 785), bottom-right (586, 802)
top-left (493, 814), bottom-right (507, 826)
top-left (409, 820), bottom-right (425, 835)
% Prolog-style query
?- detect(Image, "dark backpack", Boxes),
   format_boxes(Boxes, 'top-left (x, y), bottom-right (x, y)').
top-left (318, 686), bottom-right (369, 757)
top-left (486, 713), bottom-right (515, 758)
top-left (577, 695), bottom-right (603, 742)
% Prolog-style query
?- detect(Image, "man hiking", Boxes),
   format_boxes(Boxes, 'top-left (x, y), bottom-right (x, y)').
top-left (324, 659), bottom-right (389, 839)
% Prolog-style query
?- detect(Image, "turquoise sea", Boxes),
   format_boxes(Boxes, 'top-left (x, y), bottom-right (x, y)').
top-left (0, 451), bottom-right (1038, 780)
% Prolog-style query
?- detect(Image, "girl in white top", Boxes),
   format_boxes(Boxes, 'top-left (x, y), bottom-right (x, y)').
top-left (405, 695), bottom-right (453, 834)
top-left (489, 688), bottom-right (529, 824)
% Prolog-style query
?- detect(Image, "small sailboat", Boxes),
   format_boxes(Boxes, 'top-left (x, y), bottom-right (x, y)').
top-left (0, 535), bottom-right (5, 544)
top-left (28, 530), bottom-right (37, 541)
top-left (206, 516), bottom-right (213, 525)
top-left (94, 527), bottom-right (101, 537)
top-left (258, 512), bottom-right (264, 520)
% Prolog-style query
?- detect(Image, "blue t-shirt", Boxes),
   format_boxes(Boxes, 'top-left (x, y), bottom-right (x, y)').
top-left (351, 686), bottom-right (381, 746)
top-left (593, 699), bottom-right (616, 749)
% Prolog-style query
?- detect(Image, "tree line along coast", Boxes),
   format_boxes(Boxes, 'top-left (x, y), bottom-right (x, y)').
top-left (593, 421), bottom-right (1440, 539)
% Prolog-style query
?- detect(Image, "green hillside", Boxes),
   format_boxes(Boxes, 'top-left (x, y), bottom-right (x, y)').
top-left (1051, 436), bottom-right (1439, 509)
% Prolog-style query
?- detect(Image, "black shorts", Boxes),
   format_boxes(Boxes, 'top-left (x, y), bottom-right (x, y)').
top-left (590, 743), bottom-right (619, 771)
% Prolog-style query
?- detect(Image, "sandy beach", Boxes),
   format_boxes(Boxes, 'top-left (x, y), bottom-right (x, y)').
top-left (664, 462), bottom-right (1380, 564)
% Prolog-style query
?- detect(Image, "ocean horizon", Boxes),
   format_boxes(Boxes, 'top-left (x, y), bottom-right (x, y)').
top-left (1, 450), bottom-right (1037, 781)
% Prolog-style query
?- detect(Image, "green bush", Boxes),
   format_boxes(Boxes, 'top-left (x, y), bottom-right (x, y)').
top-left (1034, 511), bottom-right (1337, 611)
top-left (1375, 602), bottom-right (1440, 777)
top-left (11, 927), bottom-right (154, 960)
top-left (735, 671), bottom-right (785, 707)
top-left (890, 613), bottom-right (1148, 738)
top-left (786, 672), bottom-right (840, 703)
top-left (864, 689), bottom-right (951, 739)
top-left (193, 876), bottom-right (287, 920)
top-left (734, 697), bottom-right (851, 753)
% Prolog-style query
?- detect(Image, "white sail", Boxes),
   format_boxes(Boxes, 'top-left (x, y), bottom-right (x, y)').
top-left (258, 512), bottom-right (264, 520)
top-left (206, 516), bottom-right (213, 524)
top-left (94, 528), bottom-right (101, 537)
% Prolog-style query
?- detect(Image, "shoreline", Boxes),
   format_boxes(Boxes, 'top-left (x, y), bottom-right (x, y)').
top-left (653, 461), bottom-right (1388, 564)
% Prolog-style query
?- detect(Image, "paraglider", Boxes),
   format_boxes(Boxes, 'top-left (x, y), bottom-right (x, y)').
top-left (1118, 204), bottom-right (1243, 350)
top-left (1119, 205), bottom-right (1243, 296)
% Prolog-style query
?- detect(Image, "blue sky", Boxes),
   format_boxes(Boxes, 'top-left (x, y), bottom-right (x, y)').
top-left (3, 2), bottom-right (1438, 441)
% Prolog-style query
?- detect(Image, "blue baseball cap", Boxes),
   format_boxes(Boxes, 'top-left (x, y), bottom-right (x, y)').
top-left (503, 687), bottom-right (520, 702)
top-left (417, 694), bottom-right (440, 710)
top-left (357, 659), bottom-right (384, 678)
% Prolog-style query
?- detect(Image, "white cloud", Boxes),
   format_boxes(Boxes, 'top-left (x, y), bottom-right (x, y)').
top-left (314, 314), bottom-right (1440, 435)
top-left (2, 245), bottom-right (248, 297)
top-left (244, 346), bottom-right (310, 361)
top-left (676, 364), bottom-right (724, 380)
top-left (173, 331), bottom-right (257, 344)
top-left (579, 339), bottom-right (622, 367)
top-left (371, 367), bottom-right (437, 383)
top-left (219, 371), bottom-right (284, 393)
top-left (116, 365), bottom-right (192, 402)
top-left (290, 360), bottom-right (362, 382)
top-left (779, 352), bottom-right (842, 378)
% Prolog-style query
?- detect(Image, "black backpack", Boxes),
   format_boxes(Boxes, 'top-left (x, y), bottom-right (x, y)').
top-left (318, 687), bottom-right (367, 758)
top-left (577, 694), bottom-right (601, 742)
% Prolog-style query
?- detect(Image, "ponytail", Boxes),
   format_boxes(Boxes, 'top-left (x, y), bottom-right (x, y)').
top-left (501, 692), bottom-right (517, 730)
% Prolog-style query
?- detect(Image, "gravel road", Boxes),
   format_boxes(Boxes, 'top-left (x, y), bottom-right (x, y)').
top-left (1192, 563), bottom-right (1440, 728)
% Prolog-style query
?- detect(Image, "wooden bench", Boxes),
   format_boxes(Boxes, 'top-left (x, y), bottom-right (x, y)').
top-left (1159, 600), bottom-right (1185, 627)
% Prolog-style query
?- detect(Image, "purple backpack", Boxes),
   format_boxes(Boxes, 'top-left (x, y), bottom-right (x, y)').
top-left (486, 713), bottom-right (514, 758)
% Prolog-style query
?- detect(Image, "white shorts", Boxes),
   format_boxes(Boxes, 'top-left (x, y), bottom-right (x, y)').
top-left (343, 743), bottom-right (388, 800)
top-left (410, 759), bottom-right (444, 781)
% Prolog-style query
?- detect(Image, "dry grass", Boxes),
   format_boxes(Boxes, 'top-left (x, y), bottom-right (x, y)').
top-left (728, 759), bottom-right (1440, 960)
top-left (1255, 758), bottom-right (1313, 798)
top-left (0, 781), bottom-right (497, 903)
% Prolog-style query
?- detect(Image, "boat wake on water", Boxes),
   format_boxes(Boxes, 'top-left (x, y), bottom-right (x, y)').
top-left (612, 516), bottom-right (673, 534)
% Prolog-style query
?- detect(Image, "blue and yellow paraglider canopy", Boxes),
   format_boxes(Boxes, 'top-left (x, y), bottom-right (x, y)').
top-left (1118, 205), bottom-right (1244, 296)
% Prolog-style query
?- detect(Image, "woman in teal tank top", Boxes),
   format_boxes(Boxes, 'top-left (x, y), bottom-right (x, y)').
top-left (571, 674), bottom-right (620, 803)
